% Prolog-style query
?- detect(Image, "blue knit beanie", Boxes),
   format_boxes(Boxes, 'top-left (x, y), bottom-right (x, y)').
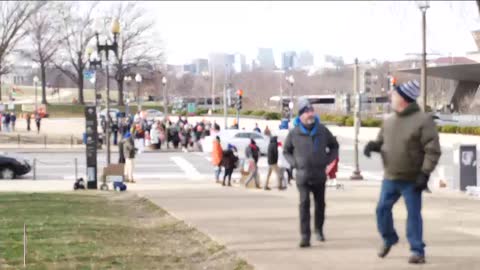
top-left (395, 80), bottom-right (420, 103)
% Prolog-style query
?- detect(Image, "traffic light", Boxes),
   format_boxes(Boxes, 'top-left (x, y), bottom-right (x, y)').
top-left (236, 89), bottom-right (243, 110)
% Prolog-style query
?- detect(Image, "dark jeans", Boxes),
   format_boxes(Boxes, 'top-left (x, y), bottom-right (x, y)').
top-left (297, 182), bottom-right (326, 240)
top-left (223, 168), bottom-right (234, 185)
top-left (376, 180), bottom-right (425, 256)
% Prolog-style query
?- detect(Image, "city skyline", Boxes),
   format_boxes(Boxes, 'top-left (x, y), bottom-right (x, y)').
top-left (140, 1), bottom-right (478, 66)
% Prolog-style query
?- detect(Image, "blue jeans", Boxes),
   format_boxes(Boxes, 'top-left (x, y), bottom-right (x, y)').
top-left (214, 166), bottom-right (222, 181)
top-left (376, 180), bottom-right (425, 256)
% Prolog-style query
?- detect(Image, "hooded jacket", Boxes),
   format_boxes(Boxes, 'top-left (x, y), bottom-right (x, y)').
top-left (267, 136), bottom-right (279, 165)
top-left (283, 115), bottom-right (339, 185)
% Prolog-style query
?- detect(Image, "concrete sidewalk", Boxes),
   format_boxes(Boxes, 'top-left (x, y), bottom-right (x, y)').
top-left (140, 181), bottom-right (480, 270)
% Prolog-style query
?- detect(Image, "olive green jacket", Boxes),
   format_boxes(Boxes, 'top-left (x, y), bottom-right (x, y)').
top-left (375, 102), bottom-right (441, 181)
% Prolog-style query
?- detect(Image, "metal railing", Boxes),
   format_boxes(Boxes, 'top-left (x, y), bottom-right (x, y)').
top-left (32, 158), bottom-right (78, 180)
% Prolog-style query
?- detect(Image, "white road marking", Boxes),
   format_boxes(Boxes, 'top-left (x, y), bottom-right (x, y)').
top-left (170, 156), bottom-right (204, 181)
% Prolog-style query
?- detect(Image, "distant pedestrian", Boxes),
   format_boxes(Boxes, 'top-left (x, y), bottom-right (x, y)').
top-left (26, 113), bottom-right (31, 131)
top-left (134, 121), bottom-right (145, 154)
top-left (264, 125), bottom-right (272, 137)
top-left (35, 113), bottom-right (42, 134)
top-left (364, 80), bottom-right (441, 264)
top-left (221, 144), bottom-right (238, 186)
top-left (283, 97), bottom-right (339, 248)
top-left (253, 123), bottom-right (261, 133)
top-left (264, 136), bottom-right (282, 190)
top-left (212, 136), bottom-right (223, 183)
top-left (118, 135), bottom-right (126, 164)
top-left (244, 139), bottom-right (261, 188)
top-left (123, 132), bottom-right (137, 183)
top-left (278, 143), bottom-right (293, 187)
top-left (3, 112), bottom-right (10, 132)
top-left (111, 120), bottom-right (119, 145)
top-left (10, 112), bottom-right (16, 132)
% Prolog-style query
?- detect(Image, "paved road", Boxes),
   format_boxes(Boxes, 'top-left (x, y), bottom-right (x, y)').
top-left (4, 137), bottom-right (456, 190)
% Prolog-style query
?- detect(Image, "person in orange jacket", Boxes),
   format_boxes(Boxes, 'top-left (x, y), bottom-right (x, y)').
top-left (212, 136), bottom-right (223, 183)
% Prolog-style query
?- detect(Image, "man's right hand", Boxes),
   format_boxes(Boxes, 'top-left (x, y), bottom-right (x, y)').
top-left (364, 141), bottom-right (381, 158)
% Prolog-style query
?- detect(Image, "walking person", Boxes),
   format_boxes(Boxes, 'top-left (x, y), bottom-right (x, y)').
top-left (278, 143), bottom-right (293, 187)
top-left (264, 136), bottom-right (283, 190)
top-left (111, 120), bottom-right (119, 145)
top-left (221, 144), bottom-right (237, 187)
top-left (212, 136), bottom-right (223, 183)
top-left (118, 134), bottom-right (126, 164)
top-left (35, 113), bottom-right (42, 134)
top-left (364, 80), bottom-right (441, 264)
top-left (10, 112), bottom-right (16, 132)
top-left (283, 97), bottom-right (339, 248)
top-left (26, 113), bottom-right (31, 132)
top-left (3, 112), bottom-right (10, 132)
top-left (123, 132), bottom-right (137, 183)
top-left (244, 139), bottom-right (261, 189)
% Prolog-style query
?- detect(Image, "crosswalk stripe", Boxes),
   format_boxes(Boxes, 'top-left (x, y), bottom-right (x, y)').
top-left (170, 156), bottom-right (203, 181)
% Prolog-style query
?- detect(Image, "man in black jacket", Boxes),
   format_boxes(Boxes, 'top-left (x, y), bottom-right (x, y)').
top-left (283, 97), bottom-right (339, 248)
top-left (264, 136), bottom-right (283, 190)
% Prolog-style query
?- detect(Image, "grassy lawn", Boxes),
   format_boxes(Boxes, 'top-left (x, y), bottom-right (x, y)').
top-left (0, 193), bottom-right (252, 270)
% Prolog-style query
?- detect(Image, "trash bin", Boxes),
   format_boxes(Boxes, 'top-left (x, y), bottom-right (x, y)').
top-left (453, 144), bottom-right (477, 191)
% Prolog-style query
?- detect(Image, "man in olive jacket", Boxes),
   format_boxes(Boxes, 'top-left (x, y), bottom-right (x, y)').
top-left (283, 97), bottom-right (339, 248)
top-left (364, 80), bottom-right (441, 264)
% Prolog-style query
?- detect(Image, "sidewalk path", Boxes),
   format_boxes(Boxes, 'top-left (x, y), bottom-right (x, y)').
top-left (140, 181), bottom-right (480, 270)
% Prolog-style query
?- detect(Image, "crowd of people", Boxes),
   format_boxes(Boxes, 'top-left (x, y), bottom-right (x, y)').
top-left (102, 111), bottom-right (222, 153)
top-left (0, 111), bottom-right (42, 133)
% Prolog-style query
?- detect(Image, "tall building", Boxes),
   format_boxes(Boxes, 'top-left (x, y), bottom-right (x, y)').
top-left (297, 50), bottom-right (314, 68)
top-left (192, 58), bottom-right (209, 75)
top-left (257, 48), bottom-right (276, 70)
top-left (233, 53), bottom-right (247, 73)
top-left (282, 51), bottom-right (297, 71)
top-left (183, 64), bottom-right (196, 74)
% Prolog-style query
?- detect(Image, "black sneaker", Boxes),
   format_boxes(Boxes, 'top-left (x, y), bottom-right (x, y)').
top-left (264, 187), bottom-right (271, 191)
top-left (408, 254), bottom-right (426, 264)
top-left (316, 232), bottom-right (325, 242)
top-left (378, 244), bottom-right (393, 258)
top-left (299, 239), bottom-right (311, 248)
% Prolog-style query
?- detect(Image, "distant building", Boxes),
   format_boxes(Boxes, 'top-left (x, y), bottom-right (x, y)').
top-left (183, 63), bottom-right (196, 74)
top-left (297, 50), bottom-right (314, 68)
top-left (282, 51), bottom-right (297, 71)
top-left (257, 48), bottom-right (276, 70)
top-left (233, 53), bottom-right (247, 73)
top-left (192, 58), bottom-right (209, 75)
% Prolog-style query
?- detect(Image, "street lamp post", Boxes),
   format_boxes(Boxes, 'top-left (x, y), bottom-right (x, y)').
top-left (350, 58), bottom-right (364, 180)
top-left (162, 76), bottom-right (168, 118)
top-left (94, 18), bottom-right (120, 166)
top-left (286, 75), bottom-right (295, 121)
top-left (417, 0), bottom-right (430, 112)
top-left (135, 73), bottom-right (142, 112)
top-left (33, 76), bottom-right (39, 114)
top-left (124, 75), bottom-right (132, 117)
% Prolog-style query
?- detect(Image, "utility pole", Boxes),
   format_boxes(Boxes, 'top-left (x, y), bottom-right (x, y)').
top-left (223, 63), bottom-right (228, 129)
top-left (350, 58), bottom-right (363, 180)
top-left (421, 8), bottom-right (427, 111)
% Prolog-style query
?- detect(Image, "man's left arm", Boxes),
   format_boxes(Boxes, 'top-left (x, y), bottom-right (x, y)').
top-left (420, 117), bottom-right (442, 175)
top-left (325, 127), bottom-right (339, 165)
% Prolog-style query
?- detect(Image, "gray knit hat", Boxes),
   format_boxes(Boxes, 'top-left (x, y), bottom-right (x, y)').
top-left (297, 96), bottom-right (313, 116)
top-left (395, 80), bottom-right (420, 103)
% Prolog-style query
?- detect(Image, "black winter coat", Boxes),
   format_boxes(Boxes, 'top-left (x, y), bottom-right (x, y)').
top-left (267, 137), bottom-right (279, 165)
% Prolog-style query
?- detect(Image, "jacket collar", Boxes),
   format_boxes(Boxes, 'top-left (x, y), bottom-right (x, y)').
top-left (293, 115), bottom-right (320, 136)
top-left (396, 102), bottom-right (420, 117)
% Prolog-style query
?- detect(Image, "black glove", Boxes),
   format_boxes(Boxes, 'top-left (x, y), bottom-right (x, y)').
top-left (364, 141), bottom-right (381, 158)
top-left (415, 172), bottom-right (430, 192)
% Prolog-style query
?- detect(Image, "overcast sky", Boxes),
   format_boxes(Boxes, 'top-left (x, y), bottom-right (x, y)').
top-left (136, 1), bottom-right (478, 65)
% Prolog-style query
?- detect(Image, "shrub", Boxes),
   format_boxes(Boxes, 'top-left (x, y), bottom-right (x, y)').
top-left (344, 117), bottom-right (354, 126)
top-left (243, 110), bottom-right (253, 115)
top-left (264, 112), bottom-right (281, 120)
top-left (195, 108), bottom-right (209, 115)
top-left (362, 118), bottom-right (382, 127)
top-left (251, 110), bottom-right (266, 117)
top-left (440, 125), bottom-right (458, 134)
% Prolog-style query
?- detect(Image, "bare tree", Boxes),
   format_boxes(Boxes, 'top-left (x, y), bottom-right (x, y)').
top-left (55, 2), bottom-right (98, 104)
top-left (477, 0), bottom-right (480, 14)
top-left (0, 1), bottom-right (44, 101)
top-left (23, 2), bottom-right (64, 104)
top-left (100, 2), bottom-right (164, 106)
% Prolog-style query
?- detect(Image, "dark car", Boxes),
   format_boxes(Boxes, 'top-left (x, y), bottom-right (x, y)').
top-left (0, 154), bottom-right (31, 179)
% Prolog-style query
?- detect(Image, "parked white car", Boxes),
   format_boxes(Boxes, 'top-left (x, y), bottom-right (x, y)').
top-left (201, 129), bottom-right (270, 157)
